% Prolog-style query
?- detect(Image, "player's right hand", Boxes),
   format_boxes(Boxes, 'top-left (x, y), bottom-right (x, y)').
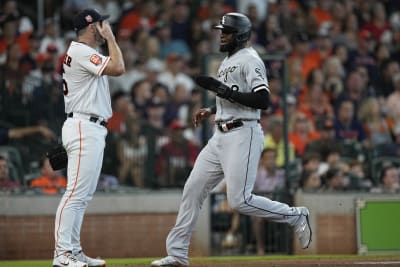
top-left (193, 108), bottom-right (212, 127)
top-left (95, 20), bottom-right (114, 41)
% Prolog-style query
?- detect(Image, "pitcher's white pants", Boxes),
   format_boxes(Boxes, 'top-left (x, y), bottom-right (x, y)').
top-left (54, 118), bottom-right (107, 254)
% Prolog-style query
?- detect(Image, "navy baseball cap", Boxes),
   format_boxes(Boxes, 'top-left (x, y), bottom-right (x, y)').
top-left (73, 8), bottom-right (109, 31)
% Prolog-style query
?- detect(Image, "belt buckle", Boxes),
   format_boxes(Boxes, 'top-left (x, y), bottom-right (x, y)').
top-left (221, 123), bottom-right (229, 132)
top-left (217, 121), bottom-right (231, 132)
top-left (89, 116), bottom-right (98, 123)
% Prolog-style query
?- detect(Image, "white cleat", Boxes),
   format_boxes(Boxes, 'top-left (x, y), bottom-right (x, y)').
top-left (151, 256), bottom-right (186, 267)
top-left (294, 207), bottom-right (312, 249)
top-left (74, 251), bottom-right (106, 267)
top-left (53, 251), bottom-right (88, 267)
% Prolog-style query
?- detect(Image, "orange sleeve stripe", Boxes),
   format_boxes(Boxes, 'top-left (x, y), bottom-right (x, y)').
top-left (98, 56), bottom-right (110, 76)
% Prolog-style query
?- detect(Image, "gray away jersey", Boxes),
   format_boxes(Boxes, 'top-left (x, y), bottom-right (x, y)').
top-left (215, 47), bottom-right (269, 122)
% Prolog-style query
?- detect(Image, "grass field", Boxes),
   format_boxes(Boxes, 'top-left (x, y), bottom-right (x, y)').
top-left (2, 254), bottom-right (400, 267)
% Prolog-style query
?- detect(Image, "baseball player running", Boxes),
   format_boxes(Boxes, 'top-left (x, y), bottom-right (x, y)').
top-left (151, 13), bottom-right (311, 267)
top-left (52, 9), bottom-right (125, 267)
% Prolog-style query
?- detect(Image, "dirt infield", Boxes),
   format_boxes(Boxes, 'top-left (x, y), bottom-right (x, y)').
top-left (113, 256), bottom-right (400, 267)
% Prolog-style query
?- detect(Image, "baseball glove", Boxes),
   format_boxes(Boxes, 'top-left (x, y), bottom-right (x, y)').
top-left (195, 76), bottom-right (233, 99)
top-left (46, 144), bottom-right (68, 170)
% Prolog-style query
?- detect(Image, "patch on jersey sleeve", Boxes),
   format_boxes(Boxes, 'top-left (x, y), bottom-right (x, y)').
top-left (255, 68), bottom-right (265, 80)
top-left (90, 54), bottom-right (102, 66)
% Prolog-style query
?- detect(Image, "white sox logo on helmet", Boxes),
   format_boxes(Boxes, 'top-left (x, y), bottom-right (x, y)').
top-left (221, 15), bottom-right (226, 24)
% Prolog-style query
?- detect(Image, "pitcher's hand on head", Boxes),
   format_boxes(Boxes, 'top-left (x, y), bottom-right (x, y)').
top-left (95, 20), bottom-right (114, 41)
top-left (193, 108), bottom-right (212, 127)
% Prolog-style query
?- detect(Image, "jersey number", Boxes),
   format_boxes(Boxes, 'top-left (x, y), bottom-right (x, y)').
top-left (62, 55), bottom-right (72, 95)
top-left (62, 79), bottom-right (68, 95)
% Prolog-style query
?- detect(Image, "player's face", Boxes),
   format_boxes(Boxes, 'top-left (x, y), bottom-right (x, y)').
top-left (219, 29), bottom-right (236, 52)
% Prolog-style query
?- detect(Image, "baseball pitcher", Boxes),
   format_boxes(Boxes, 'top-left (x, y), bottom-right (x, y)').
top-left (52, 9), bottom-right (125, 267)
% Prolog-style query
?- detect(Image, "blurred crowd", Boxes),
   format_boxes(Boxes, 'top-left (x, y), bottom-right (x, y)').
top-left (0, 0), bottom-right (400, 195)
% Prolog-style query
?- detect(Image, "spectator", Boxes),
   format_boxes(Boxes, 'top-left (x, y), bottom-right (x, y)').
top-left (0, 41), bottom-right (26, 124)
top-left (118, 0), bottom-right (158, 37)
top-left (30, 157), bottom-right (67, 194)
top-left (288, 112), bottom-right (320, 157)
top-left (301, 25), bottom-right (333, 79)
top-left (264, 115), bottom-right (295, 167)
top-left (252, 148), bottom-right (285, 256)
top-left (108, 38), bottom-right (145, 94)
top-left (347, 159), bottom-right (372, 191)
top-left (163, 83), bottom-right (190, 126)
top-left (321, 167), bottom-right (347, 192)
top-left (0, 125), bottom-right (56, 145)
top-left (298, 68), bottom-right (325, 104)
top-left (287, 32), bottom-right (310, 91)
top-left (92, 0), bottom-right (121, 25)
top-left (153, 20), bottom-right (191, 60)
top-left (169, 2), bottom-right (191, 45)
top-left (386, 73), bottom-right (400, 123)
top-left (254, 148), bottom-right (285, 193)
top-left (334, 99), bottom-right (366, 143)
top-left (302, 152), bottom-right (321, 174)
top-left (144, 57), bottom-right (164, 86)
top-left (335, 70), bottom-right (370, 115)
top-left (318, 146), bottom-right (344, 177)
top-left (347, 30), bottom-right (377, 79)
top-left (322, 55), bottom-right (345, 101)
top-left (107, 90), bottom-right (136, 134)
top-left (370, 164), bottom-right (400, 193)
top-left (157, 53), bottom-right (195, 94)
top-left (130, 79), bottom-right (152, 119)
top-left (0, 155), bottom-right (20, 192)
top-left (265, 73), bottom-right (282, 114)
top-left (96, 173), bottom-right (119, 192)
top-left (0, 0), bottom-right (33, 34)
top-left (299, 170), bottom-right (322, 192)
top-left (39, 18), bottom-right (65, 57)
top-left (361, 2), bottom-right (391, 43)
top-left (358, 97), bottom-right (394, 147)
top-left (298, 81), bottom-right (334, 125)
top-left (304, 116), bottom-right (339, 159)
top-left (309, 0), bottom-right (333, 29)
top-left (375, 58), bottom-right (400, 98)
top-left (0, 14), bottom-right (30, 64)
top-left (155, 120), bottom-right (200, 187)
top-left (116, 118), bottom-right (147, 187)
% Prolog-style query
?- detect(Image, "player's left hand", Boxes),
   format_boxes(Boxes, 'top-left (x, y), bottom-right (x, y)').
top-left (195, 76), bottom-right (233, 100)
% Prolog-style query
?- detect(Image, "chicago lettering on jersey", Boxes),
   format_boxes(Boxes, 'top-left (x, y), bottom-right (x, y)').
top-left (217, 65), bottom-right (238, 82)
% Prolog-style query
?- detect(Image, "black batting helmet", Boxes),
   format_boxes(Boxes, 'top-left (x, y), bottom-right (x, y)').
top-left (213, 12), bottom-right (252, 44)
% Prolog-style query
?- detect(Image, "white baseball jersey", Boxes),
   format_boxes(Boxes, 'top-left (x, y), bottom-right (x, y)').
top-left (215, 47), bottom-right (269, 122)
top-left (63, 41), bottom-right (112, 120)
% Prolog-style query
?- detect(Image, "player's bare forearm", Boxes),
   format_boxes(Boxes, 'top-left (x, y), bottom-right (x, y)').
top-left (105, 37), bottom-right (125, 76)
top-left (96, 21), bottom-right (125, 76)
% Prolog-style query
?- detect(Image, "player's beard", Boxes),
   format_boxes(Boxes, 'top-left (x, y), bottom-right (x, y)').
top-left (219, 39), bottom-right (237, 53)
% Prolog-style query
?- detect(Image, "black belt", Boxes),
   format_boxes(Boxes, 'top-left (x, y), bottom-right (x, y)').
top-left (217, 119), bottom-right (244, 132)
top-left (216, 119), bottom-right (260, 133)
top-left (67, 112), bottom-right (107, 127)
